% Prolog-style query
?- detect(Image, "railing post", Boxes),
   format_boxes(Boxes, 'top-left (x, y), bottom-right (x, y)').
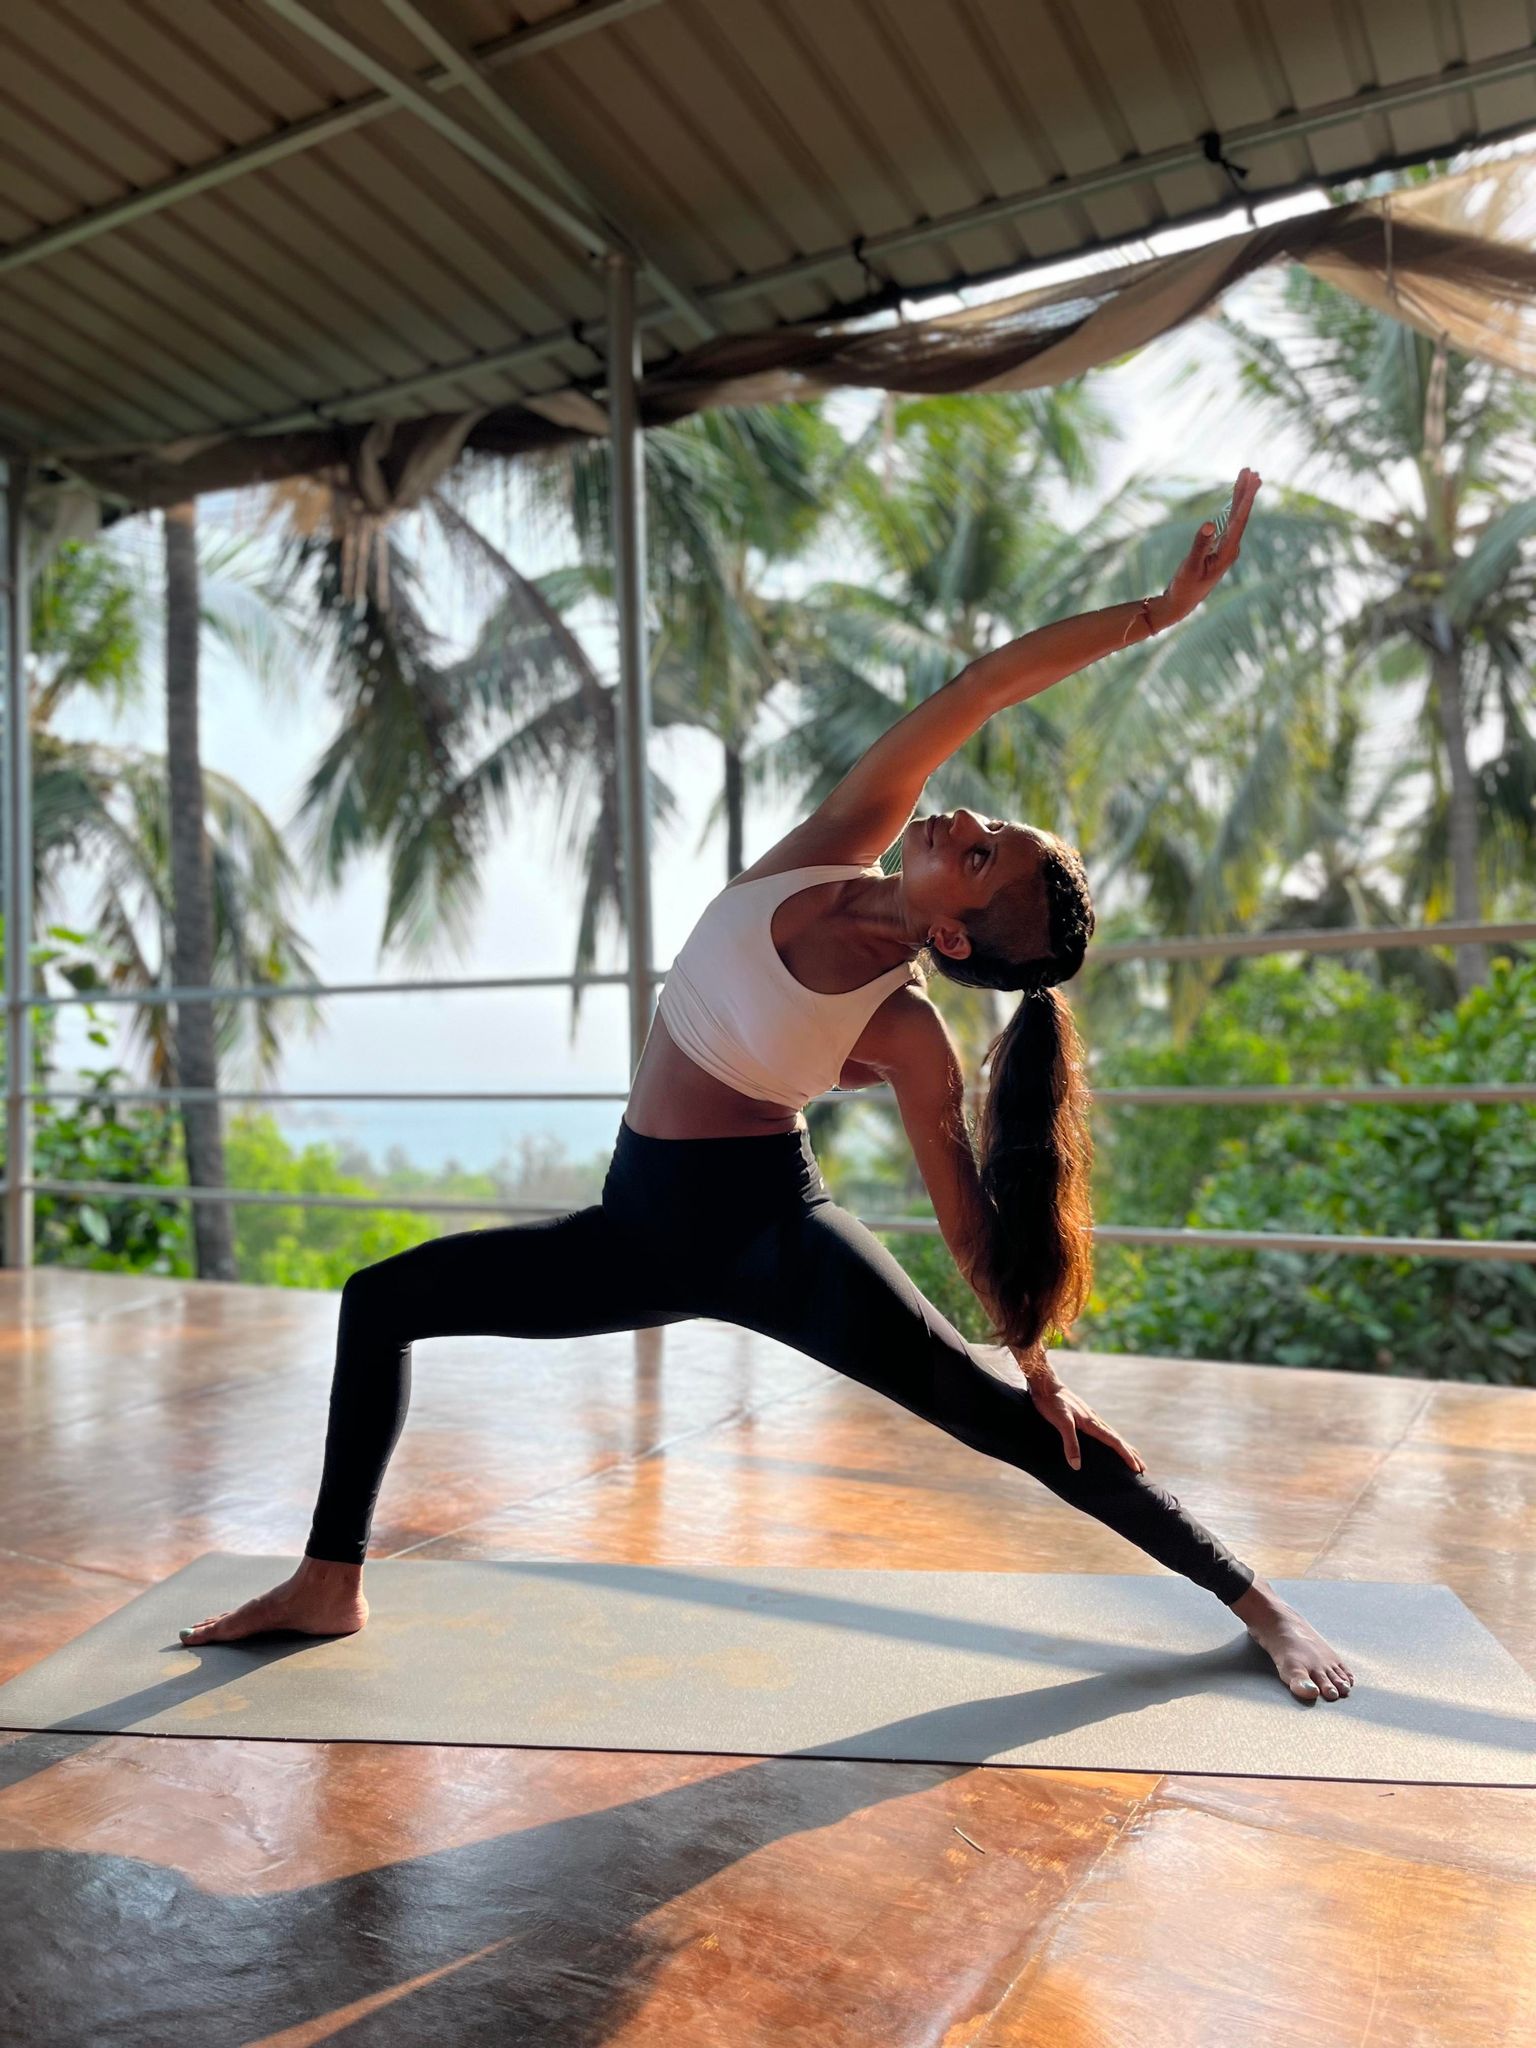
top-left (2, 459), bottom-right (33, 1268)
top-left (605, 248), bottom-right (655, 1080)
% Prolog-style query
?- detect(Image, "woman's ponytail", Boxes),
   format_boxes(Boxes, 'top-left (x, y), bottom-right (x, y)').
top-left (972, 982), bottom-right (1094, 1353)
top-left (928, 832), bottom-right (1096, 1355)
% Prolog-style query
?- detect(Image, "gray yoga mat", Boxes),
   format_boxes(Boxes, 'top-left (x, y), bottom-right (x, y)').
top-left (2, 1554), bottom-right (1532, 1784)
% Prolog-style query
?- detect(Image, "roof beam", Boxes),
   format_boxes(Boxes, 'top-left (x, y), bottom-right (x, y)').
top-left (730, 42), bottom-right (1536, 302)
top-left (0, 0), bottom-right (663, 278)
top-left (376, 0), bottom-right (717, 338)
top-left (258, 0), bottom-right (625, 262)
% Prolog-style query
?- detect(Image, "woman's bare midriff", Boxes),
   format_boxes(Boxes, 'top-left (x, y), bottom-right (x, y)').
top-left (622, 1008), bottom-right (807, 1138)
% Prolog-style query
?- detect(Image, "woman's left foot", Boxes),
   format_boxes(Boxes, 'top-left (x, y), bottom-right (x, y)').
top-left (1230, 1576), bottom-right (1355, 1703)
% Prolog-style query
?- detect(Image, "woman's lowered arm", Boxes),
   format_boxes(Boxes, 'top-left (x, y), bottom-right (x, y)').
top-left (864, 994), bottom-right (1056, 1381)
top-left (871, 994), bottom-right (1147, 1475)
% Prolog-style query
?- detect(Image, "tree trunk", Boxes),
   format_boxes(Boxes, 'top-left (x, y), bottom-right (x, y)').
top-left (1430, 627), bottom-right (1488, 995)
top-left (164, 502), bottom-right (237, 1280)
top-left (723, 738), bottom-right (745, 879)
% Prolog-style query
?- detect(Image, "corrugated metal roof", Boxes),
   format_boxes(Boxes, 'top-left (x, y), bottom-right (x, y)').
top-left (1, 0), bottom-right (1533, 470)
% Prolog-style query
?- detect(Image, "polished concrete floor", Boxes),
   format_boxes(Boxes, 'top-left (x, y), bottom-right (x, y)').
top-left (1, 1264), bottom-right (1533, 2045)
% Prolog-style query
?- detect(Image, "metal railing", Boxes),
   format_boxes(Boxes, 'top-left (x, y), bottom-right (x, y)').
top-left (6, 917), bottom-right (1535, 1267)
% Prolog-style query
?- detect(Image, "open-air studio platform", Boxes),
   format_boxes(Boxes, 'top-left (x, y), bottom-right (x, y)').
top-left (4, 1), bottom-right (1536, 2042)
top-left (2, 1266), bottom-right (1533, 2044)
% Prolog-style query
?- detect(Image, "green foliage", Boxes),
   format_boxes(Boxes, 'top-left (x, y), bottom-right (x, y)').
top-left (29, 1093), bottom-right (511, 1289)
top-left (864, 955), bottom-right (1534, 1382)
top-left (32, 1065), bottom-right (188, 1272)
top-left (1080, 958), bottom-right (1536, 1381)
top-left (223, 1114), bottom-right (453, 1289)
top-left (1091, 956), bottom-right (1419, 1227)
top-left (0, 920), bottom-right (188, 1271)
top-left (30, 540), bottom-right (142, 714)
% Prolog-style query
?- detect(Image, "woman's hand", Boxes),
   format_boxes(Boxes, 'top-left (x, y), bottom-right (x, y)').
top-left (1024, 1368), bottom-right (1147, 1475)
top-left (1151, 466), bottom-right (1261, 631)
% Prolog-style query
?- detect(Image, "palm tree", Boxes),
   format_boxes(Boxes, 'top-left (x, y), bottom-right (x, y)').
top-left (1231, 279), bottom-right (1536, 988)
top-left (23, 524), bottom-right (324, 1270)
top-left (269, 407), bottom-right (843, 1032)
top-left (760, 388), bottom-right (1111, 844)
top-left (164, 502), bottom-right (235, 1277)
top-left (1078, 688), bottom-right (1465, 1050)
top-left (518, 402), bottom-right (844, 880)
top-left (1064, 265), bottom-right (1536, 1011)
top-left (266, 489), bottom-right (685, 1036)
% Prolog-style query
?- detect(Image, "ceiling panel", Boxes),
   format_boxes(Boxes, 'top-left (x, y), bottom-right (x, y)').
top-left (0, 0), bottom-right (1527, 476)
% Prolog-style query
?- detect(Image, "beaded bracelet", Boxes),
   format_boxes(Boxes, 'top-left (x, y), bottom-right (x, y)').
top-left (1119, 594), bottom-right (1160, 646)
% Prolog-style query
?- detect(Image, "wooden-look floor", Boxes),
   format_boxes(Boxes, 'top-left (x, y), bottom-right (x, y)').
top-left (1, 1265), bottom-right (1533, 2046)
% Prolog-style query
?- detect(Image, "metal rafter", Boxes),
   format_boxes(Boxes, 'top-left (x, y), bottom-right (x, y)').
top-left (0, 0), bottom-right (664, 279)
top-left (376, 0), bottom-right (716, 339)
top-left (259, 0), bottom-right (623, 262)
top-left (20, 1175), bottom-right (1536, 1261)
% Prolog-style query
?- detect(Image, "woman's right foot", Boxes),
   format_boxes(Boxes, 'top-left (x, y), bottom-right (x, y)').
top-left (179, 1558), bottom-right (368, 1647)
top-left (1230, 1574), bottom-right (1354, 1703)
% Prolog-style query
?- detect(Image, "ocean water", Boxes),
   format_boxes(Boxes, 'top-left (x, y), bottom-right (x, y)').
top-left (271, 1097), bottom-right (628, 1179)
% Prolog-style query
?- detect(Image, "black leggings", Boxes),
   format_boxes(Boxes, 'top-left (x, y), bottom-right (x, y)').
top-left (305, 1118), bottom-right (1256, 1606)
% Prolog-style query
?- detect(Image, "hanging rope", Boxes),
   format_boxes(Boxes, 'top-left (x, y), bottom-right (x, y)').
top-left (849, 233), bottom-right (904, 317)
top-left (1200, 129), bottom-right (1251, 199)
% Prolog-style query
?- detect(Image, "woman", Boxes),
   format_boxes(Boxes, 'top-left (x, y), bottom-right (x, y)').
top-left (181, 466), bottom-right (1354, 1708)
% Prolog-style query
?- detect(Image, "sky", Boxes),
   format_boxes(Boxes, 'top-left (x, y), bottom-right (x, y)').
top-left (37, 181), bottom-right (1470, 1176)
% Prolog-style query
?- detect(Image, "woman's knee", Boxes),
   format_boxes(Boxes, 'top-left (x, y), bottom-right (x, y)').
top-left (338, 1259), bottom-right (404, 1333)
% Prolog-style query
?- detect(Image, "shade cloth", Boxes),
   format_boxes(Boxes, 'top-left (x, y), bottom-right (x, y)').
top-left (57, 158), bottom-right (1536, 519)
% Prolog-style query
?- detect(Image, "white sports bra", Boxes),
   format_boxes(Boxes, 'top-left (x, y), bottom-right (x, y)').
top-left (655, 864), bottom-right (917, 1110)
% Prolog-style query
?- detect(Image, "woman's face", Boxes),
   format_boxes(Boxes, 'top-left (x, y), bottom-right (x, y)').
top-left (900, 809), bottom-right (1042, 949)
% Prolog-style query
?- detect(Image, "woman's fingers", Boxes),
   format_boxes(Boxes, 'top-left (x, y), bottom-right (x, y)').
top-left (1081, 1415), bottom-right (1146, 1473)
top-left (1165, 469), bottom-right (1263, 613)
top-left (1193, 468), bottom-right (1261, 575)
top-left (1033, 1378), bottom-right (1147, 1477)
top-left (1211, 467), bottom-right (1262, 567)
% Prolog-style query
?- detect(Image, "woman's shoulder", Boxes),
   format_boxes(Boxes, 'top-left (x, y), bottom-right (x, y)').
top-left (844, 974), bottom-right (944, 1076)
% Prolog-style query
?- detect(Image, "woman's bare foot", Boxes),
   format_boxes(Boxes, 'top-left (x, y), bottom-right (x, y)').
top-left (1230, 1575), bottom-right (1355, 1703)
top-left (179, 1556), bottom-right (368, 1647)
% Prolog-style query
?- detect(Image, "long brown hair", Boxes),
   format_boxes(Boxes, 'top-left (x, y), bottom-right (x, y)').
top-left (929, 833), bottom-right (1095, 1354)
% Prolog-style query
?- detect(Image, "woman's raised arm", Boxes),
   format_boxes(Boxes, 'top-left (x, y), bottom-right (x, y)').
top-left (796, 469), bottom-right (1261, 863)
top-left (964, 466), bottom-right (1261, 705)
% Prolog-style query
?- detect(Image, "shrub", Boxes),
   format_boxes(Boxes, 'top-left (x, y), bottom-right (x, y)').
top-left (1081, 958), bottom-right (1536, 1381)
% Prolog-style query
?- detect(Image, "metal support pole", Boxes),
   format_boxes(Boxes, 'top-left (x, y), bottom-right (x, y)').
top-left (606, 249), bottom-right (655, 1078)
top-left (2, 460), bottom-right (33, 1267)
